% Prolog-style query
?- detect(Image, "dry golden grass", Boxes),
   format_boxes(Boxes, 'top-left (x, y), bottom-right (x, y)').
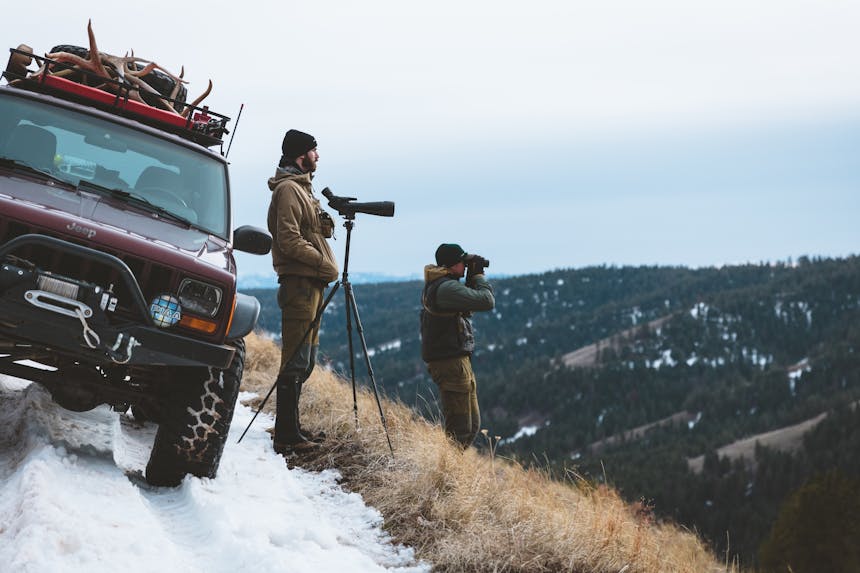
top-left (241, 332), bottom-right (737, 573)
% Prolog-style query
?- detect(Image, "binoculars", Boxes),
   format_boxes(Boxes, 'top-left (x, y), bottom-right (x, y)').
top-left (464, 254), bottom-right (490, 268)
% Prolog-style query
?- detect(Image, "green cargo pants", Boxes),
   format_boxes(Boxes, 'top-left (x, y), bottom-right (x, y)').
top-left (427, 355), bottom-right (480, 448)
top-left (278, 275), bottom-right (325, 379)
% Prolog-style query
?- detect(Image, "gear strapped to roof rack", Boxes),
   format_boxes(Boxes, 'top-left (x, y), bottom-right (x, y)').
top-left (2, 22), bottom-right (230, 148)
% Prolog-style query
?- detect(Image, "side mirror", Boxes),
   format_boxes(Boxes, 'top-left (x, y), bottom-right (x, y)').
top-left (233, 225), bottom-right (271, 255)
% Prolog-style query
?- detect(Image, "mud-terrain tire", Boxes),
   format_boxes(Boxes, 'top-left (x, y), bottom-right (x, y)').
top-left (48, 44), bottom-right (187, 112)
top-left (130, 403), bottom-right (162, 424)
top-left (47, 45), bottom-right (90, 83)
top-left (144, 338), bottom-right (245, 487)
top-left (138, 67), bottom-right (187, 114)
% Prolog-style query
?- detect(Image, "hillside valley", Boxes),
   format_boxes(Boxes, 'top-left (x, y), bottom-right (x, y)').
top-left (247, 255), bottom-right (860, 568)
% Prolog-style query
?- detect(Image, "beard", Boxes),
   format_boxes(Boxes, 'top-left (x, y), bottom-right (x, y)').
top-left (299, 154), bottom-right (317, 173)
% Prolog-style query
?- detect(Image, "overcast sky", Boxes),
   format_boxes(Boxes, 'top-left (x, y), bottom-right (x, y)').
top-left (8, 1), bottom-right (860, 280)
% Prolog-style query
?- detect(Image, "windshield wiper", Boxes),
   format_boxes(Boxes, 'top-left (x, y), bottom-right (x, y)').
top-left (76, 180), bottom-right (197, 228)
top-left (0, 157), bottom-right (70, 186)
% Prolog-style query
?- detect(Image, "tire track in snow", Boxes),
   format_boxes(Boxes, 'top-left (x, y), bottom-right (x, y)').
top-left (0, 378), bottom-right (427, 573)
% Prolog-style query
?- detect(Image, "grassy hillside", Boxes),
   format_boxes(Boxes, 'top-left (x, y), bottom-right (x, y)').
top-left (245, 255), bottom-right (860, 567)
top-left (240, 332), bottom-right (735, 573)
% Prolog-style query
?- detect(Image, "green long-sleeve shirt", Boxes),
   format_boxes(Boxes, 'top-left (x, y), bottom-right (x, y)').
top-left (423, 265), bottom-right (495, 313)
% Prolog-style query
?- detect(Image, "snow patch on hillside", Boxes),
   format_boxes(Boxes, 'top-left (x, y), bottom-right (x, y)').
top-left (0, 376), bottom-right (428, 573)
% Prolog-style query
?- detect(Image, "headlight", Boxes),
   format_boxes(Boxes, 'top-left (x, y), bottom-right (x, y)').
top-left (178, 279), bottom-right (222, 318)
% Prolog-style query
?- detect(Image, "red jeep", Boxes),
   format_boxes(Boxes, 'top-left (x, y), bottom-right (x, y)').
top-left (0, 35), bottom-right (271, 486)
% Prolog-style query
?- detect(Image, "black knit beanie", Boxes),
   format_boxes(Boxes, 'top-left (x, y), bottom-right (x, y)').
top-left (281, 129), bottom-right (317, 161)
top-left (435, 243), bottom-right (466, 267)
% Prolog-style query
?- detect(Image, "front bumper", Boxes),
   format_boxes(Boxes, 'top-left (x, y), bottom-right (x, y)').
top-left (0, 299), bottom-right (235, 368)
top-left (0, 235), bottom-right (233, 369)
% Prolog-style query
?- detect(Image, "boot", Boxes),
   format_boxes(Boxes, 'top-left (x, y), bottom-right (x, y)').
top-left (273, 373), bottom-right (318, 454)
top-left (296, 379), bottom-right (325, 443)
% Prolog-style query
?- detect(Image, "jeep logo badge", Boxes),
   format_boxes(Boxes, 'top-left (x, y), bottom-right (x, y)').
top-left (67, 222), bottom-right (97, 239)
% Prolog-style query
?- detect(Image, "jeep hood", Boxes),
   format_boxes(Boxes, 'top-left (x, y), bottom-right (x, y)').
top-left (0, 174), bottom-right (232, 274)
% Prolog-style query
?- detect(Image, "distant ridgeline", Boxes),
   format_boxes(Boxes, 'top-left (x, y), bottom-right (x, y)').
top-left (246, 255), bottom-right (860, 568)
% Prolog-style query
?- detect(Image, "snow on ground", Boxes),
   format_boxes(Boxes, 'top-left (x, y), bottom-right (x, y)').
top-left (499, 420), bottom-right (551, 445)
top-left (0, 376), bottom-right (428, 573)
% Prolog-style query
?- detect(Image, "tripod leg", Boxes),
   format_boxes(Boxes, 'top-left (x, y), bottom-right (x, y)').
top-left (344, 281), bottom-right (394, 456)
top-left (343, 284), bottom-right (360, 429)
top-left (236, 281), bottom-right (341, 444)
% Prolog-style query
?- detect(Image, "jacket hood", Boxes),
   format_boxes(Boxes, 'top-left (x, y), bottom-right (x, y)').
top-left (424, 264), bottom-right (451, 283)
top-left (267, 166), bottom-right (311, 192)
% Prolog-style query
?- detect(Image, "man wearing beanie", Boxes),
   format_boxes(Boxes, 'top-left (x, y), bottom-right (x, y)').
top-left (420, 243), bottom-right (495, 448)
top-left (267, 129), bottom-right (339, 454)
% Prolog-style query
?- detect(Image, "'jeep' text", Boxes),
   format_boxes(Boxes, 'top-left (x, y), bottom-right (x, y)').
top-left (67, 222), bottom-right (97, 239)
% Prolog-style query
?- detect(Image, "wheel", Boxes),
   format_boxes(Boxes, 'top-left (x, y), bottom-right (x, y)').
top-left (138, 68), bottom-right (187, 114)
top-left (145, 338), bottom-right (245, 487)
top-left (136, 185), bottom-right (189, 208)
top-left (48, 45), bottom-right (91, 83)
top-left (130, 403), bottom-right (162, 424)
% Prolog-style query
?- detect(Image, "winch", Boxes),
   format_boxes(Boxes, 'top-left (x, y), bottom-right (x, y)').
top-left (0, 262), bottom-right (136, 361)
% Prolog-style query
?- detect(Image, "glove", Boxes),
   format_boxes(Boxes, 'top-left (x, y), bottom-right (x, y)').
top-left (464, 254), bottom-right (488, 276)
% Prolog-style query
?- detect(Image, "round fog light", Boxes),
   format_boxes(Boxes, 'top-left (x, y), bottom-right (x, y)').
top-left (150, 294), bottom-right (181, 328)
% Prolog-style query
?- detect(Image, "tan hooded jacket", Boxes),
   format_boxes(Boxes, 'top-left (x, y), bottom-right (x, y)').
top-left (267, 168), bottom-right (339, 283)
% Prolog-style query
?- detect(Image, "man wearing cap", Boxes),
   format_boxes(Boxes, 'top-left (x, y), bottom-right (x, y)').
top-left (420, 243), bottom-right (495, 448)
top-left (267, 129), bottom-right (339, 454)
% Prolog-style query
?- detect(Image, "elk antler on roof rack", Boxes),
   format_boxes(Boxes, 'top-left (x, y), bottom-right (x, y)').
top-left (3, 20), bottom-right (228, 145)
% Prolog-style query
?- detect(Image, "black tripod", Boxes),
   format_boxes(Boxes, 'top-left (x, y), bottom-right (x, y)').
top-left (238, 211), bottom-right (394, 457)
top-left (332, 217), bottom-right (394, 454)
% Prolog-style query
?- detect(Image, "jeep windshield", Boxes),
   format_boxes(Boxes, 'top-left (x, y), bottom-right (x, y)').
top-left (0, 92), bottom-right (230, 238)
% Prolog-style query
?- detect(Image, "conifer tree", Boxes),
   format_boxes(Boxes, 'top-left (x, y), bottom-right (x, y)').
top-left (758, 471), bottom-right (860, 573)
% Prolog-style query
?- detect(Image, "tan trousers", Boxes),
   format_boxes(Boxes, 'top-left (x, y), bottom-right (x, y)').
top-left (278, 276), bottom-right (325, 377)
top-left (427, 355), bottom-right (480, 448)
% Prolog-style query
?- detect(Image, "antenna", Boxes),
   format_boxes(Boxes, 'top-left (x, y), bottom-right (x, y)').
top-left (225, 103), bottom-right (244, 158)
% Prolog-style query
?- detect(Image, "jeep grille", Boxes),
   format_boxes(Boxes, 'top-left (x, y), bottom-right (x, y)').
top-left (0, 219), bottom-right (175, 321)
